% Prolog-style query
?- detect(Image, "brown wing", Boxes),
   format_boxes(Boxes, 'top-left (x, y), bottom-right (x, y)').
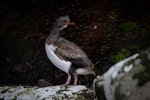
top-left (54, 37), bottom-right (94, 68)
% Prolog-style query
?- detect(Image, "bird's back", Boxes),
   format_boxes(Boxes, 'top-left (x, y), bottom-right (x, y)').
top-left (54, 37), bottom-right (94, 69)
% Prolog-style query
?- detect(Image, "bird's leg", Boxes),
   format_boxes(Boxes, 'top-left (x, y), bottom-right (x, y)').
top-left (62, 74), bottom-right (71, 86)
top-left (73, 73), bottom-right (78, 85)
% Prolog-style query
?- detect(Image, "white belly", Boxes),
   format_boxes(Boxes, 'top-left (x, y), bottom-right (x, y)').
top-left (76, 68), bottom-right (90, 75)
top-left (45, 44), bottom-right (71, 73)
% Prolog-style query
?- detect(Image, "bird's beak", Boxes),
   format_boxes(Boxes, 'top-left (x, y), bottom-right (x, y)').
top-left (68, 22), bottom-right (79, 29)
top-left (68, 22), bottom-right (75, 25)
top-left (69, 22), bottom-right (78, 29)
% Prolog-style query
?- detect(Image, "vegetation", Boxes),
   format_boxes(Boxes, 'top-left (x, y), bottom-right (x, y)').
top-left (119, 22), bottom-right (136, 32)
top-left (112, 48), bottom-right (129, 63)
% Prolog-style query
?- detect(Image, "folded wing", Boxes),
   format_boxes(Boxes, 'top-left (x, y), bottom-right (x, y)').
top-left (54, 37), bottom-right (94, 69)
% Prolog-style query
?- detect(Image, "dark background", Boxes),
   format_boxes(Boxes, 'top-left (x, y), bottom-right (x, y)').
top-left (0, 0), bottom-right (150, 86)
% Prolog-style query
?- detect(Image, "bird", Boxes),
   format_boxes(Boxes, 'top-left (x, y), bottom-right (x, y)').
top-left (45, 15), bottom-right (95, 86)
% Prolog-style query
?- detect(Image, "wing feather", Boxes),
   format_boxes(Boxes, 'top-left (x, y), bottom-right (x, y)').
top-left (54, 37), bottom-right (94, 68)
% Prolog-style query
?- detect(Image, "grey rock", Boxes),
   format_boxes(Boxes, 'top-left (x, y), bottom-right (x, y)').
top-left (0, 85), bottom-right (94, 100)
top-left (93, 48), bottom-right (150, 100)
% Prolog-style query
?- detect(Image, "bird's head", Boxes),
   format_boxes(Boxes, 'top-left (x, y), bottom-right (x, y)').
top-left (56, 15), bottom-right (75, 30)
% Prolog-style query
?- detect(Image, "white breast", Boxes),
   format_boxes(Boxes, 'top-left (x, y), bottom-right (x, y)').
top-left (45, 44), bottom-right (71, 73)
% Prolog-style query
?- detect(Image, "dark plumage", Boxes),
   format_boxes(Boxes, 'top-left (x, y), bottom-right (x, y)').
top-left (45, 15), bottom-right (95, 85)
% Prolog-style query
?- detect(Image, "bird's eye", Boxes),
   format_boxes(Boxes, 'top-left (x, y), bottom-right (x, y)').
top-left (63, 20), bottom-right (67, 23)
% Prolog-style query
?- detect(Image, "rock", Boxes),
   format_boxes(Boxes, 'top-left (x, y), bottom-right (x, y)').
top-left (0, 85), bottom-right (94, 100)
top-left (93, 48), bottom-right (150, 100)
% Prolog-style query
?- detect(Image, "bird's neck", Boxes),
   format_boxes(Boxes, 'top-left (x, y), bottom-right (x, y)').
top-left (46, 26), bottom-right (61, 45)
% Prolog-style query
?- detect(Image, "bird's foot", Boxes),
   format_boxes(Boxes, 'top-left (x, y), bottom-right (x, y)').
top-left (73, 83), bottom-right (77, 86)
top-left (60, 83), bottom-right (70, 86)
top-left (61, 83), bottom-right (77, 86)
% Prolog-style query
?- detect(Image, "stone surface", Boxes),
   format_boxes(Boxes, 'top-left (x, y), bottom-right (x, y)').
top-left (0, 85), bottom-right (94, 100)
top-left (93, 48), bottom-right (150, 100)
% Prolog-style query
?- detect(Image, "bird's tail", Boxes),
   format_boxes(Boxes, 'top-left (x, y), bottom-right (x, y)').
top-left (87, 67), bottom-right (96, 76)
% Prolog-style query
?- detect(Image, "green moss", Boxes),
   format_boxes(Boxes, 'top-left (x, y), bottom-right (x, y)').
top-left (119, 22), bottom-right (136, 32)
top-left (133, 49), bottom-right (150, 86)
top-left (112, 48), bottom-right (130, 63)
top-left (140, 28), bottom-right (149, 37)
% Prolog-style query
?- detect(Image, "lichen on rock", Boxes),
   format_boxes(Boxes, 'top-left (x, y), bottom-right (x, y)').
top-left (93, 47), bottom-right (150, 100)
top-left (0, 85), bottom-right (94, 100)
